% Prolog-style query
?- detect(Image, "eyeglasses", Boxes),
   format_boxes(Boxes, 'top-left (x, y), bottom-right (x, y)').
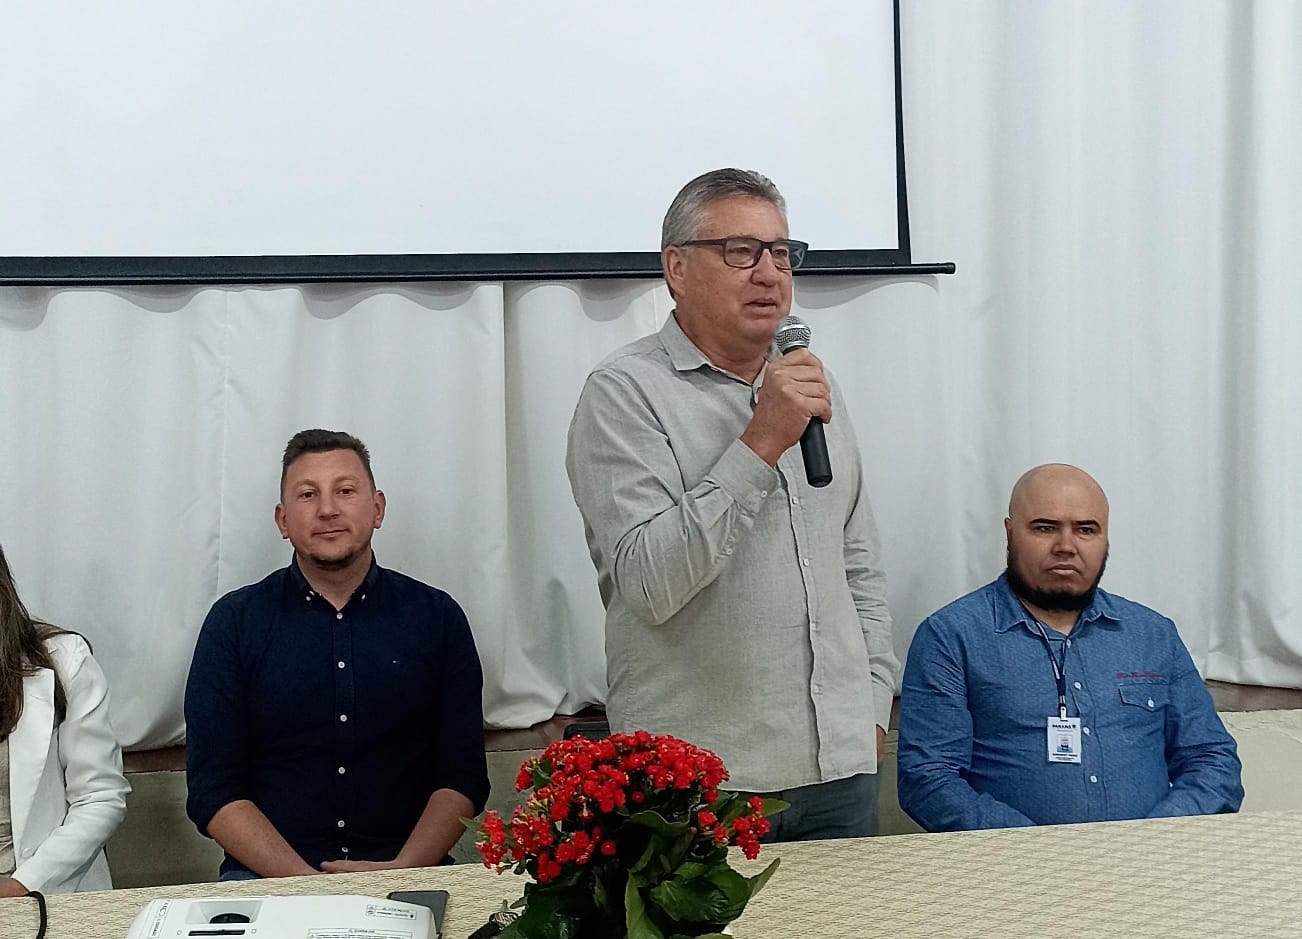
top-left (676, 237), bottom-right (809, 271)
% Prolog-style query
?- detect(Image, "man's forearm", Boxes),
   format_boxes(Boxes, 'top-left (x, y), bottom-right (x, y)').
top-left (394, 789), bottom-right (476, 868)
top-left (600, 440), bottom-right (775, 626)
top-left (207, 800), bottom-right (318, 877)
top-left (899, 773), bottom-right (1038, 832)
top-left (567, 375), bottom-right (778, 626)
top-left (1147, 749), bottom-right (1245, 819)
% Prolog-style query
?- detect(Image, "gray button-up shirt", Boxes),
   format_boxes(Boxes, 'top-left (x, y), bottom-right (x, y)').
top-left (566, 314), bottom-right (898, 791)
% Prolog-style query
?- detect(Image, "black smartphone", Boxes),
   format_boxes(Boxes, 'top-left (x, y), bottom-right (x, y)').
top-left (386, 890), bottom-right (450, 939)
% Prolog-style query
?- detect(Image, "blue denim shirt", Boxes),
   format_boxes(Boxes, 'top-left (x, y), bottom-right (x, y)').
top-left (897, 575), bottom-right (1243, 831)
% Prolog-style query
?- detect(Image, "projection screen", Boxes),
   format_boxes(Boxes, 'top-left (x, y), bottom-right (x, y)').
top-left (1, 0), bottom-right (912, 281)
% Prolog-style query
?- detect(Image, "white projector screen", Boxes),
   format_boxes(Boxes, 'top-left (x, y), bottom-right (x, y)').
top-left (1, 0), bottom-right (909, 281)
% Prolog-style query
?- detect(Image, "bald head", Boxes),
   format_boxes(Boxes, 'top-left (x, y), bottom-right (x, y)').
top-left (1004, 464), bottom-right (1110, 628)
top-left (1008, 464), bottom-right (1109, 523)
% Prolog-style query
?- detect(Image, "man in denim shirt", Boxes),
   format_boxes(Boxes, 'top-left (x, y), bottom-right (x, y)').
top-left (897, 464), bottom-right (1243, 832)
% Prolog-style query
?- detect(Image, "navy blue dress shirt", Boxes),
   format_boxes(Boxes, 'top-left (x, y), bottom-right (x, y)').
top-left (897, 575), bottom-right (1243, 832)
top-left (185, 557), bottom-right (489, 875)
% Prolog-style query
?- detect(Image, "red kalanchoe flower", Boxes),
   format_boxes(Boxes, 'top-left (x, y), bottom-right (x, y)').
top-left (469, 729), bottom-right (783, 934)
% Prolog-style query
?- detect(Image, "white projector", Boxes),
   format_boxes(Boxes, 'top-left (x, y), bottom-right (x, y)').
top-left (124, 894), bottom-right (438, 939)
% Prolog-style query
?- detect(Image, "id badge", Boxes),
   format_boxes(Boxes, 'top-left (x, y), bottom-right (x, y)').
top-left (1046, 717), bottom-right (1082, 764)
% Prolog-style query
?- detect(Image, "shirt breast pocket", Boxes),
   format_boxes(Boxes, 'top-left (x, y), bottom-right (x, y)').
top-left (1116, 680), bottom-right (1169, 742)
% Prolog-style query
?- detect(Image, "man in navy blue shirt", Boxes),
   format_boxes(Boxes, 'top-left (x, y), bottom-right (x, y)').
top-left (185, 429), bottom-right (489, 878)
top-left (897, 463), bottom-right (1242, 832)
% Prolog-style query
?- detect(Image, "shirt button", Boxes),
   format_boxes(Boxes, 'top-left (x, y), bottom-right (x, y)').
top-left (1090, 775), bottom-right (1099, 784)
top-left (801, 558), bottom-right (810, 567)
top-left (338, 661), bottom-right (346, 669)
top-left (759, 490), bottom-right (768, 498)
top-left (336, 612), bottom-right (344, 620)
top-left (810, 619), bottom-right (818, 631)
top-left (338, 766), bottom-right (346, 774)
top-left (360, 593), bottom-right (367, 601)
top-left (725, 547), bottom-right (733, 555)
top-left (304, 594), bottom-right (312, 602)
top-left (1083, 727), bottom-right (1091, 735)
top-left (1073, 681), bottom-right (1082, 690)
top-left (337, 819), bottom-right (346, 828)
top-left (339, 714), bottom-right (348, 722)
top-left (811, 683), bottom-right (821, 694)
top-left (1147, 698), bottom-right (1155, 709)
top-left (341, 846), bottom-right (349, 854)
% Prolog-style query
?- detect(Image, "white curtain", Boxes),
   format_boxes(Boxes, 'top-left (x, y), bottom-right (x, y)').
top-left (1, 0), bottom-right (1299, 750)
top-left (894, 0), bottom-right (1302, 685)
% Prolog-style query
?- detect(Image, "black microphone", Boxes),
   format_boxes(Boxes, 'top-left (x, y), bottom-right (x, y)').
top-left (773, 314), bottom-right (832, 488)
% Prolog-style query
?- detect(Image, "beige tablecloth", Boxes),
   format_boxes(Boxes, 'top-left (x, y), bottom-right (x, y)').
top-left (3, 811), bottom-right (1301, 938)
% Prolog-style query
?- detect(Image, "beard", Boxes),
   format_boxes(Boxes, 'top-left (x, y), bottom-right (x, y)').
top-left (307, 550), bottom-right (361, 571)
top-left (301, 541), bottom-right (368, 572)
top-left (1005, 542), bottom-right (1108, 612)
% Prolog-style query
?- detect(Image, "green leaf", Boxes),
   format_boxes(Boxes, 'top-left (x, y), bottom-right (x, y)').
top-left (747, 857), bottom-right (780, 896)
top-left (689, 843), bottom-right (729, 867)
top-left (672, 861), bottom-right (710, 881)
top-left (625, 809), bottom-right (693, 838)
top-left (508, 884), bottom-right (592, 939)
top-left (509, 900), bottom-right (583, 939)
top-left (528, 761), bottom-right (554, 789)
top-left (625, 812), bottom-right (694, 879)
top-left (648, 864), bottom-right (749, 923)
top-left (646, 831), bottom-right (695, 881)
top-left (713, 793), bottom-right (789, 828)
top-left (629, 833), bottom-right (660, 876)
top-left (626, 877), bottom-right (667, 939)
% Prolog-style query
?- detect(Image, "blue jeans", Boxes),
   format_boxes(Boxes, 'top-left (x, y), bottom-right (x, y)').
top-left (219, 868), bottom-right (262, 882)
top-left (747, 773), bottom-right (880, 842)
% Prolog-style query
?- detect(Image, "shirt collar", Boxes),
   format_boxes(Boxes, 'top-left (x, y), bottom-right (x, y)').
top-left (659, 312), bottom-right (778, 382)
top-left (992, 572), bottom-right (1122, 635)
top-left (287, 553), bottom-right (381, 600)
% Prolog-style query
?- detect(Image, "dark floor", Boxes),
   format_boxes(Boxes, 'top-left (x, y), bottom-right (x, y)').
top-left (1205, 680), bottom-right (1302, 712)
top-left (122, 684), bottom-right (1302, 772)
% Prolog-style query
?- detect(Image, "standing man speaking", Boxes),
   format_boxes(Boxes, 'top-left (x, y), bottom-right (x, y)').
top-left (567, 169), bottom-right (898, 840)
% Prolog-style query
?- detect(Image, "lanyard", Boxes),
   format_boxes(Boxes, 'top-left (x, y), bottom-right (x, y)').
top-left (1031, 621), bottom-right (1070, 720)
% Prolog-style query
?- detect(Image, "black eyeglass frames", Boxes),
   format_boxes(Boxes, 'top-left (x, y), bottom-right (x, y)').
top-left (675, 237), bottom-right (809, 271)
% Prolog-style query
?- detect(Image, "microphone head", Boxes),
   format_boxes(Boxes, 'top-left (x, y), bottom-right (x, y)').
top-left (774, 314), bottom-right (812, 354)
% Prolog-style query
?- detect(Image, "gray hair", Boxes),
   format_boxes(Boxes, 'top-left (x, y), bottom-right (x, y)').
top-left (660, 168), bottom-right (788, 250)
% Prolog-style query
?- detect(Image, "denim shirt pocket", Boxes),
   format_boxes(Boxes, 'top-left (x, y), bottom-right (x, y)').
top-left (1117, 679), bottom-right (1169, 720)
top-left (1114, 680), bottom-right (1169, 748)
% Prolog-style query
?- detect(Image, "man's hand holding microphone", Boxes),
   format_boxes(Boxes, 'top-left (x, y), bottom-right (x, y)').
top-left (740, 315), bottom-right (833, 487)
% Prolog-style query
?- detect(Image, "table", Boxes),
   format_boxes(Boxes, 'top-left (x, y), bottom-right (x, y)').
top-left (4, 811), bottom-right (1301, 938)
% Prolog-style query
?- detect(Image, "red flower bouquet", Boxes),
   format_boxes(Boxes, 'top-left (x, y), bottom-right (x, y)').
top-left (472, 730), bottom-right (785, 938)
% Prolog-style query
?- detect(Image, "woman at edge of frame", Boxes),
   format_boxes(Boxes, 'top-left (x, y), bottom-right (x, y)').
top-left (0, 543), bottom-right (129, 897)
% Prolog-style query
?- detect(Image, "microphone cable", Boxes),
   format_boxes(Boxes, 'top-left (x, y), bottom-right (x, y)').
top-left (24, 889), bottom-right (48, 939)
